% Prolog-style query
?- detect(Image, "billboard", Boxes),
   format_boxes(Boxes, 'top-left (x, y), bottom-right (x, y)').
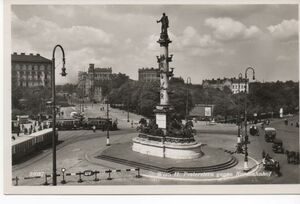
top-left (204, 107), bottom-right (212, 117)
top-left (156, 114), bottom-right (166, 129)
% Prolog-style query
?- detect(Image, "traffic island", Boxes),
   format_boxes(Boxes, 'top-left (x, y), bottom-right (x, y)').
top-left (96, 141), bottom-right (238, 174)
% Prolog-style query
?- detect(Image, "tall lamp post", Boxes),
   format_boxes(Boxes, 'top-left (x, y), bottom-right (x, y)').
top-left (51, 45), bottom-right (67, 186)
top-left (105, 99), bottom-right (110, 146)
top-left (185, 77), bottom-right (192, 122)
top-left (127, 100), bottom-right (130, 123)
top-left (236, 73), bottom-right (243, 152)
top-left (243, 67), bottom-right (255, 172)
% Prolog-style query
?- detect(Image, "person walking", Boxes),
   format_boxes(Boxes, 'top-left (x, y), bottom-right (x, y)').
top-left (92, 125), bottom-right (96, 133)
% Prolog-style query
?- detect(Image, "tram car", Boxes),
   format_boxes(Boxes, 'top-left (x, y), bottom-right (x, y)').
top-left (12, 129), bottom-right (53, 164)
top-left (56, 118), bottom-right (82, 130)
top-left (264, 127), bottom-right (276, 142)
top-left (85, 117), bottom-right (113, 130)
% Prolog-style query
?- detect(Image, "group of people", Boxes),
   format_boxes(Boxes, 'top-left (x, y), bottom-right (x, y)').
top-left (285, 150), bottom-right (300, 165)
top-left (12, 120), bottom-right (50, 140)
top-left (262, 151), bottom-right (281, 177)
top-left (284, 119), bottom-right (299, 127)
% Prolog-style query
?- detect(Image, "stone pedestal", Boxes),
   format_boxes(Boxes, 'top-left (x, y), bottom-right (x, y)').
top-left (132, 134), bottom-right (202, 159)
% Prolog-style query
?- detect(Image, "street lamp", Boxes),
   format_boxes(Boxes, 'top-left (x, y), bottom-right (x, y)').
top-left (236, 73), bottom-right (243, 153)
top-left (127, 100), bottom-right (130, 123)
top-left (51, 44), bottom-right (67, 186)
top-left (105, 99), bottom-right (110, 146)
top-left (185, 77), bottom-right (192, 122)
top-left (243, 67), bottom-right (255, 172)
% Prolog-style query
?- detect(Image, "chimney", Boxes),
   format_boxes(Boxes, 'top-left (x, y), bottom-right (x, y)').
top-left (36, 54), bottom-right (40, 56)
top-left (30, 53), bottom-right (33, 56)
top-left (89, 63), bottom-right (94, 69)
top-left (13, 52), bottom-right (17, 55)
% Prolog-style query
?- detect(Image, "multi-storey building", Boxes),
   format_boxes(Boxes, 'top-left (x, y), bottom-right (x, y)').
top-left (11, 52), bottom-right (52, 87)
top-left (230, 78), bottom-right (249, 94)
top-left (78, 64), bottom-right (112, 102)
top-left (138, 67), bottom-right (160, 82)
top-left (202, 77), bottom-right (249, 94)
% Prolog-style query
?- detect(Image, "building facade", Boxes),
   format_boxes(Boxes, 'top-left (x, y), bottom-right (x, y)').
top-left (202, 77), bottom-right (248, 94)
top-left (78, 63), bottom-right (112, 102)
top-left (11, 52), bottom-right (52, 87)
top-left (138, 67), bottom-right (160, 82)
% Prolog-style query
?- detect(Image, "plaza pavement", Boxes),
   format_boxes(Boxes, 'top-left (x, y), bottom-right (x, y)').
top-left (12, 103), bottom-right (299, 185)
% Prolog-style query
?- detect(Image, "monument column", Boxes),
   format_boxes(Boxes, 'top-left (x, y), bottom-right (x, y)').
top-left (155, 13), bottom-right (173, 135)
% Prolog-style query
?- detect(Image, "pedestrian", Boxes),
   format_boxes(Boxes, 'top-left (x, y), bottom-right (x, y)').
top-left (131, 120), bottom-right (134, 128)
top-left (262, 150), bottom-right (266, 159)
top-left (295, 152), bottom-right (299, 165)
top-left (275, 161), bottom-right (281, 177)
top-left (92, 125), bottom-right (96, 133)
top-left (17, 125), bottom-right (20, 137)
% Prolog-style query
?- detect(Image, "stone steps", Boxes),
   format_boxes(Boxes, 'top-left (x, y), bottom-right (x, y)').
top-left (96, 152), bottom-right (238, 174)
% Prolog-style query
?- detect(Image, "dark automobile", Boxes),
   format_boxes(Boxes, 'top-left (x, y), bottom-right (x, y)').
top-left (272, 138), bottom-right (284, 153)
top-left (249, 125), bottom-right (259, 136)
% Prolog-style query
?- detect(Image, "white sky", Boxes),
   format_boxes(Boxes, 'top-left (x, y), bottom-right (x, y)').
top-left (11, 4), bottom-right (299, 85)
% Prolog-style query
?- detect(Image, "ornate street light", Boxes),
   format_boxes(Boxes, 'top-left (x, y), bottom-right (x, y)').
top-left (236, 73), bottom-right (243, 153)
top-left (185, 77), bottom-right (192, 122)
top-left (243, 67), bottom-right (255, 172)
top-left (51, 45), bottom-right (67, 185)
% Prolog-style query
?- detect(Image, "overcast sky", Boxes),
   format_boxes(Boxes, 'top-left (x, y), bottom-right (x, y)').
top-left (11, 4), bottom-right (298, 84)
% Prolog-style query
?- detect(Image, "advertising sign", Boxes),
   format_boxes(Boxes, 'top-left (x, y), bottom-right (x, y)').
top-left (156, 114), bottom-right (166, 129)
top-left (204, 107), bottom-right (212, 117)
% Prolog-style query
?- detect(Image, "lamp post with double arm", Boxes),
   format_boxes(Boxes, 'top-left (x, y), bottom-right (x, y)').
top-left (243, 67), bottom-right (255, 172)
top-left (51, 45), bottom-right (67, 185)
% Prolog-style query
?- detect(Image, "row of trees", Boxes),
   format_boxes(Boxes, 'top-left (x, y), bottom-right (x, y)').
top-left (108, 79), bottom-right (299, 120)
top-left (12, 72), bottom-right (299, 121)
top-left (12, 85), bottom-right (71, 119)
top-left (108, 77), bottom-right (193, 119)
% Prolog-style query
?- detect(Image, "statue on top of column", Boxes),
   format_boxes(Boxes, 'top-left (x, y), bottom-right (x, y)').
top-left (157, 13), bottom-right (169, 34)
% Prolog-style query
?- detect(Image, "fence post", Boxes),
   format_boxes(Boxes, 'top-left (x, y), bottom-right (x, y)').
top-left (107, 169), bottom-right (112, 180)
top-left (77, 172), bottom-right (83, 183)
top-left (43, 174), bottom-right (49, 186)
top-left (15, 176), bottom-right (19, 186)
top-left (136, 168), bottom-right (142, 178)
top-left (61, 172), bottom-right (66, 184)
top-left (94, 171), bottom-right (100, 182)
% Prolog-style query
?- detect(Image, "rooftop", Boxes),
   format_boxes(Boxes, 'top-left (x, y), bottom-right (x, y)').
top-left (203, 77), bottom-right (248, 84)
top-left (11, 52), bottom-right (52, 63)
top-left (138, 67), bottom-right (159, 72)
